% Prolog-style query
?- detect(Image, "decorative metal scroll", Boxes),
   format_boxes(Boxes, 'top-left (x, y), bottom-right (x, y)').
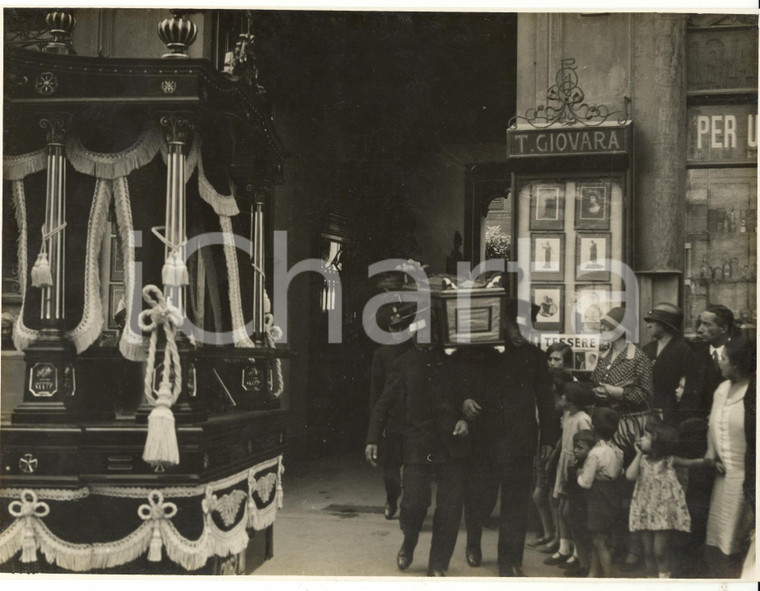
top-left (510, 58), bottom-right (629, 129)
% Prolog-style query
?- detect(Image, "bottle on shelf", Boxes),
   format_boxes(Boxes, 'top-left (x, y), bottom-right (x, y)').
top-left (731, 257), bottom-right (740, 279)
top-left (712, 265), bottom-right (723, 282)
top-left (739, 210), bottom-right (747, 233)
top-left (727, 208), bottom-right (736, 233)
top-left (722, 259), bottom-right (732, 280)
top-left (700, 258), bottom-right (710, 280)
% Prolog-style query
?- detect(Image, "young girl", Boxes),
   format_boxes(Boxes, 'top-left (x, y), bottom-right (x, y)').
top-left (530, 344), bottom-right (573, 551)
top-left (626, 418), bottom-right (692, 578)
top-left (565, 429), bottom-right (598, 577)
top-left (544, 381), bottom-right (594, 567)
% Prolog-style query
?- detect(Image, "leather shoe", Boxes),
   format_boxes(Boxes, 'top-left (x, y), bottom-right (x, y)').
top-left (466, 546), bottom-right (482, 567)
top-left (384, 501), bottom-right (397, 520)
top-left (397, 541), bottom-right (414, 571)
top-left (564, 563), bottom-right (590, 577)
top-left (544, 553), bottom-right (572, 566)
top-left (536, 540), bottom-right (559, 554)
top-left (427, 568), bottom-right (446, 576)
top-left (527, 535), bottom-right (554, 548)
top-left (499, 565), bottom-right (524, 577)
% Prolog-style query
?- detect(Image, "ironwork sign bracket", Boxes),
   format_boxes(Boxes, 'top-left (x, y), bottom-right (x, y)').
top-left (510, 58), bottom-right (630, 129)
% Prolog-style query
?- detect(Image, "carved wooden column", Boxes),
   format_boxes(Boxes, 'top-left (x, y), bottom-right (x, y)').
top-left (39, 115), bottom-right (69, 332)
top-left (252, 198), bottom-right (266, 345)
top-left (14, 113), bottom-right (76, 423)
top-left (160, 113), bottom-right (194, 316)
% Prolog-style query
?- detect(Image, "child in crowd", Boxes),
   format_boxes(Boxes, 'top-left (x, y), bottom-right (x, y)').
top-left (544, 381), bottom-right (594, 569)
top-left (578, 407), bottom-right (623, 577)
top-left (564, 429), bottom-right (597, 577)
top-left (529, 343), bottom-right (574, 552)
top-left (626, 417), bottom-right (692, 578)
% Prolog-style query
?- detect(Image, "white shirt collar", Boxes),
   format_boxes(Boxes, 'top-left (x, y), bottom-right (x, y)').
top-left (709, 344), bottom-right (725, 356)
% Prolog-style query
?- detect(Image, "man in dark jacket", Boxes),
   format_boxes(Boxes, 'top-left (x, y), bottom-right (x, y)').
top-left (460, 309), bottom-right (559, 577)
top-left (365, 341), bottom-right (470, 576)
top-left (680, 304), bottom-right (735, 421)
top-left (642, 303), bottom-right (693, 423)
top-left (368, 303), bottom-right (415, 519)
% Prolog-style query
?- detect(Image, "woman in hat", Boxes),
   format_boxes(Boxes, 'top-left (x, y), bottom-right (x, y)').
top-left (590, 306), bottom-right (654, 571)
top-left (642, 303), bottom-right (693, 424)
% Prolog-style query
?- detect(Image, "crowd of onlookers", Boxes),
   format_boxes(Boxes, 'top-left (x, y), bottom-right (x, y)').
top-left (365, 300), bottom-right (755, 578)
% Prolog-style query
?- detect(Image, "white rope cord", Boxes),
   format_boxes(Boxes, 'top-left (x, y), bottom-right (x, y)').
top-left (10, 181), bottom-right (38, 351)
top-left (138, 285), bottom-right (183, 468)
top-left (90, 455), bottom-right (281, 498)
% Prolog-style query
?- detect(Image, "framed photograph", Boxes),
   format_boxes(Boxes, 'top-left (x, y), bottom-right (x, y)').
top-left (110, 236), bottom-right (124, 282)
top-left (530, 233), bottom-right (564, 282)
top-left (573, 284), bottom-right (612, 334)
top-left (575, 183), bottom-right (610, 230)
top-left (108, 284), bottom-right (125, 330)
top-left (531, 284), bottom-right (564, 332)
top-left (529, 184), bottom-right (565, 230)
top-left (575, 233), bottom-right (611, 281)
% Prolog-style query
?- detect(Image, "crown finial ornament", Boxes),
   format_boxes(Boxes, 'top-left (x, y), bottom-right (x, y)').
top-left (44, 9), bottom-right (76, 54)
top-left (157, 10), bottom-right (198, 59)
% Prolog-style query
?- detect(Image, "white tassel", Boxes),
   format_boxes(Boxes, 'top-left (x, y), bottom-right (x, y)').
top-left (161, 256), bottom-right (172, 286)
top-left (31, 251), bottom-right (52, 288)
top-left (175, 251), bottom-right (189, 286)
top-left (21, 520), bottom-right (37, 563)
top-left (142, 386), bottom-right (179, 467)
top-left (162, 251), bottom-right (189, 287)
top-left (147, 524), bottom-right (163, 562)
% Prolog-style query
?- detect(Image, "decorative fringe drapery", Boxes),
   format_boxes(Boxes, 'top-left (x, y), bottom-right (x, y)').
top-left (0, 456), bottom-right (283, 572)
top-left (219, 215), bottom-right (257, 348)
top-left (3, 148), bottom-right (47, 181)
top-left (113, 176), bottom-right (147, 361)
top-left (66, 124), bottom-right (164, 181)
top-left (10, 181), bottom-right (37, 352)
top-left (66, 179), bottom-right (110, 353)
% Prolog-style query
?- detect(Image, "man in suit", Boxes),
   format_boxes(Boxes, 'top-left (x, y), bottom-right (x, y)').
top-left (680, 304), bottom-right (735, 421)
top-left (459, 302), bottom-right (559, 577)
top-left (365, 337), bottom-right (470, 576)
top-left (642, 303), bottom-right (693, 423)
top-left (368, 302), bottom-right (415, 520)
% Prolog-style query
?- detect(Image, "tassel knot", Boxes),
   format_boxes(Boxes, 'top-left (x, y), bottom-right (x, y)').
top-left (31, 251), bottom-right (53, 288)
top-left (8, 490), bottom-right (49, 564)
top-left (138, 286), bottom-right (184, 468)
top-left (147, 523), bottom-right (163, 562)
top-left (138, 490), bottom-right (177, 561)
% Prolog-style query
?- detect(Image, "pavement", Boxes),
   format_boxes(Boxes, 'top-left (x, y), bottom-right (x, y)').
top-left (253, 450), bottom-right (650, 579)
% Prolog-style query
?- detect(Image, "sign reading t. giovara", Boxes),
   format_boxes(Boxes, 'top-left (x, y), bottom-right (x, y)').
top-left (507, 124), bottom-right (631, 159)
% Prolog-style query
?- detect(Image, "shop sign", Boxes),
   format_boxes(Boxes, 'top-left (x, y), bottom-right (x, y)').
top-left (29, 362), bottom-right (58, 397)
top-left (507, 125), bottom-right (630, 159)
top-left (688, 104), bottom-right (758, 163)
top-left (536, 333), bottom-right (601, 372)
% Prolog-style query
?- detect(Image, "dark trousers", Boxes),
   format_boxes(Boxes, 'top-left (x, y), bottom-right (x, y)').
top-left (382, 433), bottom-right (403, 504)
top-left (400, 459), bottom-right (465, 571)
top-left (465, 453), bottom-right (533, 569)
